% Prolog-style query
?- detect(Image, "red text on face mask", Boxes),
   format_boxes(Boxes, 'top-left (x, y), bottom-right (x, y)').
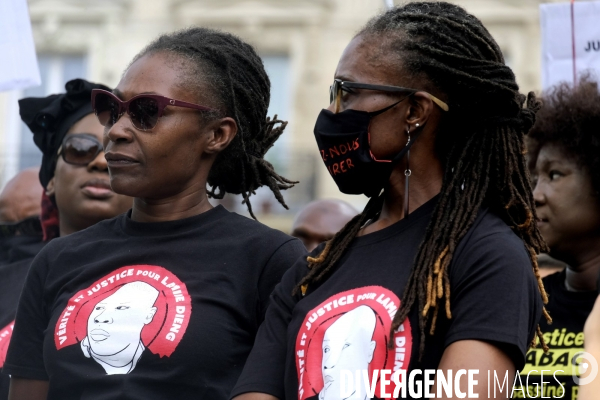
top-left (320, 139), bottom-right (359, 175)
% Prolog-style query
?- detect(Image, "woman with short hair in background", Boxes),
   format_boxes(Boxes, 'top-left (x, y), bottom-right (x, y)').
top-left (523, 77), bottom-right (600, 399)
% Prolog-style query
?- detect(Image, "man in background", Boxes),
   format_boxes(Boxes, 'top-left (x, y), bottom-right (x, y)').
top-left (291, 199), bottom-right (358, 252)
top-left (0, 167), bottom-right (45, 395)
top-left (0, 167), bottom-right (44, 265)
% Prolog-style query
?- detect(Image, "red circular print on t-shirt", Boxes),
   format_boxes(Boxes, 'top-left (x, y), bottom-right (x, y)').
top-left (0, 321), bottom-right (14, 367)
top-left (54, 265), bottom-right (191, 375)
top-left (295, 286), bottom-right (412, 400)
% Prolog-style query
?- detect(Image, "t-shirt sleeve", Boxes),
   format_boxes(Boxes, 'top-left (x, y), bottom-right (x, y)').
top-left (444, 229), bottom-right (542, 371)
top-left (257, 238), bottom-right (306, 321)
top-left (232, 257), bottom-right (307, 399)
top-left (2, 248), bottom-right (50, 380)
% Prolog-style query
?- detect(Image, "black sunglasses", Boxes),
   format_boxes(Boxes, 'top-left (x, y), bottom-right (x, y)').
top-left (57, 134), bottom-right (103, 166)
top-left (0, 216), bottom-right (43, 238)
top-left (329, 79), bottom-right (449, 113)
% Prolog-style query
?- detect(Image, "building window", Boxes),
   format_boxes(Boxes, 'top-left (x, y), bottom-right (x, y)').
top-left (262, 55), bottom-right (292, 169)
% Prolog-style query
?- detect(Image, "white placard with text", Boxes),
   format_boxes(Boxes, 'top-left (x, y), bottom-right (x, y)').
top-left (0, 0), bottom-right (41, 92)
top-left (540, 1), bottom-right (600, 90)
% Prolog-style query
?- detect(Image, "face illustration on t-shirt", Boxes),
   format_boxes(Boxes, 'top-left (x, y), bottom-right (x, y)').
top-left (320, 305), bottom-right (376, 400)
top-left (54, 265), bottom-right (192, 375)
top-left (80, 281), bottom-right (159, 374)
top-left (296, 286), bottom-right (412, 400)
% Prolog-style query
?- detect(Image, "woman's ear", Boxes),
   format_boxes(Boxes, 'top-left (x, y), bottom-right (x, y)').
top-left (204, 117), bottom-right (238, 155)
top-left (45, 177), bottom-right (56, 198)
top-left (407, 92), bottom-right (437, 128)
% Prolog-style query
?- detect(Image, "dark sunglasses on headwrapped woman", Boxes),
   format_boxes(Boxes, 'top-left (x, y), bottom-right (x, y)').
top-left (57, 134), bottom-right (103, 166)
top-left (91, 89), bottom-right (218, 131)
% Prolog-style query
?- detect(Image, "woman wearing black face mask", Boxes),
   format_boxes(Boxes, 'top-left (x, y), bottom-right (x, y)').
top-left (232, 3), bottom-right (547, 400)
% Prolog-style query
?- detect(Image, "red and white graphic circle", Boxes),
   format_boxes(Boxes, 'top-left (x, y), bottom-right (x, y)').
top-left (54, 265), bottom-right (191, 358)
top-left (295, 286), bottom-right (412, 400)
top-left (0, 321), bottom-right (14, 367)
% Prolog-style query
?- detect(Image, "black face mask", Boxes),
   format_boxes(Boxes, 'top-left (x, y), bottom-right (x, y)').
top-left (313, 102), bottom-right (421, 197)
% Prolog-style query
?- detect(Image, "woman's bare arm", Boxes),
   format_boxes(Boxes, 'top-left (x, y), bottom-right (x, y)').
top-left (434, 340), bottom-right (516, 399)
top-left (8, 377), bottom-right (49, 400)
top-left (232, 393), bottom-right (279, 400)
top-left (579, 296), bottom-right (600, 400)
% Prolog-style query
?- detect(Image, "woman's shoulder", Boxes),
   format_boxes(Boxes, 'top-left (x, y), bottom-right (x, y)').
top-left (214, 210), bottom-right (306, 263)
top-left (461, 207), bottom-right (527, 251)
top-left (223, 211), bottom-right (298, 243)
top-left (450, 207), bottom-right (532, 281)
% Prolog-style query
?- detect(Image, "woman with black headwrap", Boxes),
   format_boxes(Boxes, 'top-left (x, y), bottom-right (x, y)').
top-left (0, 79), bottom-right (132, 400)
top-left (20, 78), bottom-right (133, 239)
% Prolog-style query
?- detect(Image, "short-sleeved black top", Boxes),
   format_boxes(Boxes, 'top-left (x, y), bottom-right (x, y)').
top-left (0, 256), bottom-right (44, 400)
top-left (518, 270), bottom-right (596, 399)
top-left (0, 234), bottom-right (44, 266)
top-left (231, 197), bottom-right (542, 400)
top-left (3, 205), bottom-right (306, 400)
top-left (0, 233), bottom-right (46, 400)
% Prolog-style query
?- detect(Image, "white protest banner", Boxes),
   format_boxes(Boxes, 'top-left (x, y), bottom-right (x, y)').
top-left (540, 1), bottom-right (600, 90)
top-left (0, 0), bottom-right (41, 92)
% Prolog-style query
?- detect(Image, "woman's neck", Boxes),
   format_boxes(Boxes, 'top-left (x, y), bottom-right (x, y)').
top-left (131, 186), bottom-right (213, 223)
top-left (563, 244), bottom-right (600, 292)
top-left (360, 160), bottom-right (443, 236)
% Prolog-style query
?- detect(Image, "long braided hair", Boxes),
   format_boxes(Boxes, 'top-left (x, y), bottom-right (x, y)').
top-left (133, 27), bottom-right (296, 218)
top-left (294, 2), bottom-right (550, 355)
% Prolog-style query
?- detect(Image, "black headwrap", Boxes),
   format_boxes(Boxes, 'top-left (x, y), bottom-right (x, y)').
top-left (19, 78), bottom-right (110, 188)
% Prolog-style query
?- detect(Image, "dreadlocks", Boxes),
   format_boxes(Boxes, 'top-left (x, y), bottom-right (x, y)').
top-left (133, 27), bottom-right (296, 218)
top-left (295, 2), bottom-right (550, 356)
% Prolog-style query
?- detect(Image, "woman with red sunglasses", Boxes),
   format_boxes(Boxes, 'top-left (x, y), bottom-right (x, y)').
top-left (4, 29), bottom-right (305, 400)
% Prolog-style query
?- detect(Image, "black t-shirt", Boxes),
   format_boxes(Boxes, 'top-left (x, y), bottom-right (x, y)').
top-left (3, 205), bottom-right (306, 400)
top-left (516, 271), bottom-right (597, 400)
top-left (0, 234), bottom-right (46, 400)
top-left (0, 234), bottom-right (45, 266)
top-left (0, 257), bottom-right (43, 400)
top-left (231, 197), bottom-right (542, 400)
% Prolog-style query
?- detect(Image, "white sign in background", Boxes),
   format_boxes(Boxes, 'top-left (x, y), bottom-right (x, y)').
top-left (0, 0), bottom-right (41, 92)
top-left (540, 1), bottom-right (600, 90)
